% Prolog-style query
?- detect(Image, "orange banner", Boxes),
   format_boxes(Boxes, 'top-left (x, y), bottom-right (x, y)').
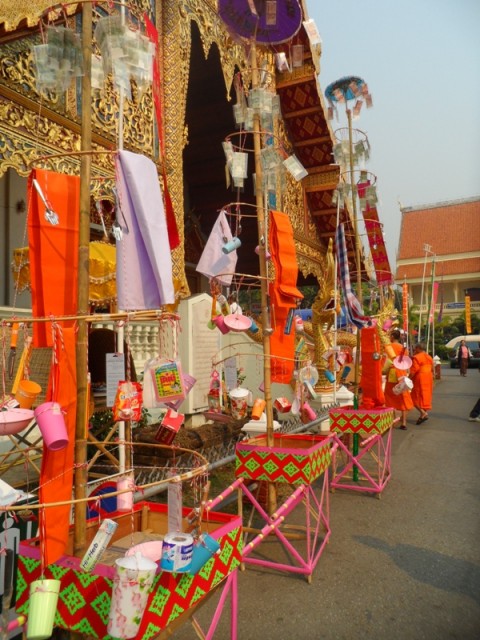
top-left (465, 296), bottom-right (471, 334)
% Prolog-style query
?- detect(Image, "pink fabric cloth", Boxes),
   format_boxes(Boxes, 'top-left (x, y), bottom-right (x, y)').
top-left (196, 209), bottom-right (237, 286)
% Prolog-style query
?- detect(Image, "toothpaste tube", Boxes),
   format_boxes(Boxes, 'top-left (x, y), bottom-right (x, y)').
top-left (80, 518), bottom-right (118, 572)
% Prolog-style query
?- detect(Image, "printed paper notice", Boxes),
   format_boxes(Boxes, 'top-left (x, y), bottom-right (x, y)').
top-left (106, 353), bottom-right (125, 407)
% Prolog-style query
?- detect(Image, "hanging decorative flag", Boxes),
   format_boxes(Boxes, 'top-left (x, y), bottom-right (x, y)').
top-left (437, 277), bottom-right (444, 322)
top-left (429, 282), bottom-right (439, 324)
top-left (335, 223), bottom-right (371, 330)
top-left (465, 295), bottom-right (472, 334)
top-left (357, 179), bottom-right (393, 286)
top-left (402, 283), bottom-right (408, 334)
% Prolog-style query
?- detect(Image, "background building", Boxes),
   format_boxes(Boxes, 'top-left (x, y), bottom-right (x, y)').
top-left (395, 196), bottom-right (480, 320)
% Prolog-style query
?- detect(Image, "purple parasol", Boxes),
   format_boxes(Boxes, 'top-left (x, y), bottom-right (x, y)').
top-left (218, 0), bottom-right (302, 45)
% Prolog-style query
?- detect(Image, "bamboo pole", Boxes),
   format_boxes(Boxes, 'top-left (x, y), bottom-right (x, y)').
top-left (346, 107), bottom-right (361, 478)
top-left (74, 1), bottom-right (92, 555)
top-left (250, 42), bottom-right (276, 514)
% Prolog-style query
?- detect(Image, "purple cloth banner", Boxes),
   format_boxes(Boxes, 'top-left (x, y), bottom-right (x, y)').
top-left (115, 150), bottom-right (174, 310)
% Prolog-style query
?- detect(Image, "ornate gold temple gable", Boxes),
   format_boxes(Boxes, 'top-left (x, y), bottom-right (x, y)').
top-left (179, 0), bottom-right (251, 100)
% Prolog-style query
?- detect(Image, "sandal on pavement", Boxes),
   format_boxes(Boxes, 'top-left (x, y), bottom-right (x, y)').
top-left (399, 425), bottom-right (407, 430)
top-left (416, 416), bottom-right (428, 425)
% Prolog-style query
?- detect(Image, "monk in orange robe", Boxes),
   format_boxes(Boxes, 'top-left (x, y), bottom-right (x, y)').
top-left (383, 329), bottom-right (413, 430)
top-left (410, 342), bottom-right (434, 425)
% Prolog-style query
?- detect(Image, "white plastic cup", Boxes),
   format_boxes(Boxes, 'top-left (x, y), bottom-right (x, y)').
top-left (107, 553), bottom-right (157, 639)
top-left (229, 387), bottom-right (250, 420)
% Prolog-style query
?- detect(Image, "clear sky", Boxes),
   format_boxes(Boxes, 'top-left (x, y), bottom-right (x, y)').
top-left (307, 0), bottom-right (480, 269)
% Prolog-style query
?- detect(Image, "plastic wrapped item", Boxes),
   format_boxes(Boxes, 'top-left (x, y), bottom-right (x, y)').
top-left (113, 381), bottom-right (143, 421)
top-left (33, 26), bottom-right (83, 93)
top-left (292, 44), bottom-right (304, 68)
top-left (94, 16), bottom-right (154, 98)
top-left (283, 154), bottom-right (308, 181)
top-left (231, 152), bottom-right (248, 180)
top-left (303, 19), bottom-right (322, 46)
top-left (143, 358), bottom-right (185, 407)
top-left (80, 519), bottom-right (118, 572)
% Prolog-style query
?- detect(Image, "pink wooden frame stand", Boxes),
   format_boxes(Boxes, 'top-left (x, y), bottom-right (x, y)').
top-left (206, 434), bottom-right (333, 583)
top-left (328, 407), bottom-right (395, 496)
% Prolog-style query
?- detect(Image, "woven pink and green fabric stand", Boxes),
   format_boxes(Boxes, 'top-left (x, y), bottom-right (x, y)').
top-left (207, 433), bottom-right (333, 583)
top-left (16, 502), bottom-right (242, 639)
top-left (329, 407), bottom-right (395, 496)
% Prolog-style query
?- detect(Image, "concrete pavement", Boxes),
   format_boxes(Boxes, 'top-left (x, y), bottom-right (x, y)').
top-left (176, 365), bottom-right (480, 639)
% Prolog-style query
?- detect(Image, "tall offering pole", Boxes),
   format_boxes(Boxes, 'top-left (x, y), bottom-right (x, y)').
top-left (325, 76), bottom-right (372, 480)
top-left (346, 105), bottom-right (363, 396)
top-left (324, 75), bottom-right (372, 402)
top-left (217, 0), bottom-right (304, 514)
top-left (250, 42), bottom-right (274, 450)
top-left (74, 0), bottom-right (92, 553)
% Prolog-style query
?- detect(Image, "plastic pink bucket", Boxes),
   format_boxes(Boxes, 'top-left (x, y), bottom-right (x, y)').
top-left (34, 402), bottom-right (69, 451)
top-left (212, 315), bottom-right (230, 334)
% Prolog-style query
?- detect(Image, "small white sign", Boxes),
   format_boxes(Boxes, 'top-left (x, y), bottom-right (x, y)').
top-left (106, 353), bottom-right (125, 407)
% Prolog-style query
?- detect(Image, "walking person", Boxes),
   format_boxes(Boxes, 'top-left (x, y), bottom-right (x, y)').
top-left (468, 398), bottom-right (480, 422)
top-left (468, 365), bottom-right (480, 422)
top-left (457, 339), bottom-right (471, 376)
top-left (383, 329), bottom-right (413, 430)
top-left (410, 342), bottom-right (434, 424)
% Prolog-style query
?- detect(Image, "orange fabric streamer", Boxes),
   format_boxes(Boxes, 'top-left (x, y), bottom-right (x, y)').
top-left (40, 327), bottom-right (77, 565)
top-left (268, 211), bottom-right (303, 383)
top-left (27, 169), bottom-right (79, 347)
top-left (27, 168), bottom-right (80, 564)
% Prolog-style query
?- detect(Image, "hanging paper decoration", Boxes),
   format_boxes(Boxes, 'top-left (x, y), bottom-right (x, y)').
top-left (33, 26), bottom-right (83, 93)
top-left (333, 139), bottom-right (370, 168)
top-left (94, 16), bottom-right (155, 99)
top-left (283, 154), bottom-right (308, 181)
top-left (335, 223), bottom-right (371, 329)
top-left (218, 0), bottom-right (302, 45)
top-left (465, 295), bottom-right (472, 334)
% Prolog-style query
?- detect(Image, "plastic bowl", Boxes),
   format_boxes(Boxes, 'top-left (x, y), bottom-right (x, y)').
top-left (0, 408), bottom-right (35, 435)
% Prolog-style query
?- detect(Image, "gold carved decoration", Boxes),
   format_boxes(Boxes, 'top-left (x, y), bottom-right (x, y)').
top-left (162, 0), bottom-right (261, 300)
top-left (0, 2), bottom-right (79, 32)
